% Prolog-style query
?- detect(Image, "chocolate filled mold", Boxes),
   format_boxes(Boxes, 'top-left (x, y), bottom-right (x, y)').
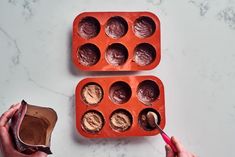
top-left (105, 16), bottom-right (128, 39)
top-left (133, 16), bottom-right (156, 38)
top-left (78, 43), bottom-right (100, 66)
top-left (78, 16), bottom-right (100, 39)
top-left (138, 108), bottom-right (161, 131)
top-left (105, 43), bottom-right (128, 66)
top-left (134, 43), bottom-right (156, 66)
top-left (81, 110), bottom-right (104, 133)
top-left (109, 81), bottom-right (131, 104)
top-left (110, 109), bottom-right (132, 132)
top-left (137, 80), bottom-right (160, 104)
top-left (81, 83), bottom-right (103, 105)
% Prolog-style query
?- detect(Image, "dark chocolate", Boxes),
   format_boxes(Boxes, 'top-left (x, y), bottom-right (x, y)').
top-left (109, 81), bottom-right (131, 104)
top-left (106, 43), bottom-right (128, 66)
top-left (105, 16), bottom-right (128, 38)
top-left (134, 16), bottom-right (156, 38)
top-left (138, 108), bottom-right (160, 131)
top-left (78, 16), bottom-right (100, 39)
top-left (134, 43), bottom-right (156, 66)
top-left (78, 44), bottom-right (100, 66)
top-left (137, 80), bottom-right (159, 103)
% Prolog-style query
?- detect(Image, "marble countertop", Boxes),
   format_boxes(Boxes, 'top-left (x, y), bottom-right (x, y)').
top-left (0, 0), bottom-right (235, 157)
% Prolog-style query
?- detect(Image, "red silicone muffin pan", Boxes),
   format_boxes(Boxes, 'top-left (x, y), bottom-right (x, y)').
top-left (75, 75), bottom-right (165, 138)
top-left (72, 12), bottom-right (161, 71)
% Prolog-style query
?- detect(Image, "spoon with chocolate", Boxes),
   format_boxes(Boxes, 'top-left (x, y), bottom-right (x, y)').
top-left (147, 112), bottom-right (178, 154)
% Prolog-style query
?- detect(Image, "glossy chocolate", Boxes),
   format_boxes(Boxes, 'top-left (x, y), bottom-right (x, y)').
top-left (78, 16), bottom-right (100, 39)
top-left (109, 81), bottom-right (131, 104)
top-left (106, 43), bottom-right (128, 66)
top-left (137, 80), bottom-right (160, 103)
top-left (105, 16), bottom-right (128, 38)
top-left (134, 43), bottom-right (156, 66)
top-left (133, 16), bottom-right (156, 38)
top-left (78, 44), bottom-right (100, 66)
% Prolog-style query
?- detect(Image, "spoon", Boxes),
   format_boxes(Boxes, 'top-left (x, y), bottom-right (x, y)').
top-left (147, 112), bottom-right (177, 153)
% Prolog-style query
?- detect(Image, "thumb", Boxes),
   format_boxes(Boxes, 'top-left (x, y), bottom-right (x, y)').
top-left (165, 144), bottom-right (174, 157)
top-left (31, 151), bottom-right (48, 157)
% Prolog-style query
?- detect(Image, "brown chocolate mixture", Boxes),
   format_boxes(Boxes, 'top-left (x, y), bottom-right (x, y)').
top-left (19, 115), bottom-right (49, 145)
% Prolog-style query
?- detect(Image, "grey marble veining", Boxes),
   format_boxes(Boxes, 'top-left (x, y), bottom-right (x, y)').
top-left (1, 0), bottom-right (235, 157)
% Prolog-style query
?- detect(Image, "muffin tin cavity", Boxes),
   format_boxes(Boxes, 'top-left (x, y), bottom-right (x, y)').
top-left (133, 16), bottom-right (156, 38)
top-left (81, 110), bottom-right (104, 133)
top-left (138, 108), bottom-right (160, 131)
top-left (134, 43), bottom-right (156, 66)
top-left (77, 43), bottom-right (100, 66)
top-left (76, 76), bottom-right (165, 138)
top-left (81, 83), bottom-right (103, 105)
top-left (109, 81), bottom-right (131, 104)
top-left (110, 109), bottom-right (132, 132)
top-left (137, 80), bottom-right (160, 104)
top-left (73, 12), bottom-right (161, 71)
top-left (105, 16), bottom-right (128, 39)
top-left (105, 43), bottom-right (128, 66)
top-left (78, 16), bottom-right (100, 39)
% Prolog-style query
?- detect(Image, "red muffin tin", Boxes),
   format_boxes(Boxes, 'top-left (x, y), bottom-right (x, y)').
top-left (75, 75), bottom-right (165, 138)
top-left (72, 12), bottom-right (161, 71)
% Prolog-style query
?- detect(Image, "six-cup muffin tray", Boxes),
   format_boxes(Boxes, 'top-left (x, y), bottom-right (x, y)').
top-left (75, 76), bottom-right (165, 138)
top-left (72, 12), bottom-right (161, 71)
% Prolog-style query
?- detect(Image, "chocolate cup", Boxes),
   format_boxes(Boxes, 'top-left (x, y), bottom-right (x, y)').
top-left (105, 43), bottom-right (128, 66)
top-left (78, 16), bottom-right (100, 39)
top-left (138, 108), bottom-right (160, 131)
top-left (81, 110), bottom-right (104, 134)
top-left (134, 43), bottom-right (156, 66)
top-left (137, 80), bottom-right (160, 104)
top-left (109, 81), bottom-right (131, 104)
top-left (10, 100), bottom-right (57, 155)
top-left (133, 16), bottom-right (156, 38)
top-left (110, 109), bottom-right (132, 132)
top-left (78, 43), bottom-right (100, 66)
top-left (105, 16), bottom-right (128, 39)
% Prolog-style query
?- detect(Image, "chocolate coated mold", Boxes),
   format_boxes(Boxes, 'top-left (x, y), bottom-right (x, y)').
top-left (81, 83), bottom-right (103, 105)
top-left (77, 43), bottom-right (100, 66)
top-left (109, 81), bottom-right (131, 104)
top-left (138, 108), bottom-right (160, 131)
top-left (105, 43), bottom-right (128, 66)
top-left (134, 43), bottom-right (156, 66)
top-left (133, 16), bottom-right (156, 38)
top-left (137, 80), bottom-right (160, 104)
top-left (78, 16), bottom-right (100, 39)
top-left (81, 110), bottom-right (104, 133)
top-left (110, 109), bottom-right (132, 132)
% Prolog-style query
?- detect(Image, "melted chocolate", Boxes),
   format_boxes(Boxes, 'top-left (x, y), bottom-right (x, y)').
top-left (105, 16), bottom-right (128, 38)
top-left (134, 43), bottom-right (156, 66)
top-left (138, 109), bottom-right (160, 131)
top-left (78, 44), bottom-right (100, 66)
top-left (78, 17), bottom-right (100, 39)
top-left (109, 81), bottom-right (131, 104)
top-left (106, 43), bottom-right (128, 66)
top-left (137, 80), bottom-right (160, 103)
top-left (134, 16), bottom-right (156, 38)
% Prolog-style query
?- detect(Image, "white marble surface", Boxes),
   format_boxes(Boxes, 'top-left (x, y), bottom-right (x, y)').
top-left (0, 0), bottom-right (235, 157)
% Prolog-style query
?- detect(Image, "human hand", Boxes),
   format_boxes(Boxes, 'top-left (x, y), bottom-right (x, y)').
top-left (0, 104), bottom-right (47, 157)
top-left (165, 136), bottom-right (196, 157)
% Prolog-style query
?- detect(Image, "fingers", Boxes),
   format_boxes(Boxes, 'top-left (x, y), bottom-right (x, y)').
top-left (171, 136), bottom-right (185, 153)
top-left (0, 127), bottom-right (14, 151)
top-left (0, 103), bottom-right (21, 127)
top-left (165, 144), bottom-right (174, 157)
top-left (31, 151), bottom-right (48, 157)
